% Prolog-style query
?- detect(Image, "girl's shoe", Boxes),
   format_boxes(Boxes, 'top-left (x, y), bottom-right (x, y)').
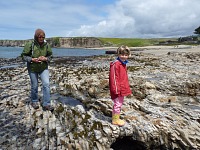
top-left (112, 114), bottom-right (125, 126)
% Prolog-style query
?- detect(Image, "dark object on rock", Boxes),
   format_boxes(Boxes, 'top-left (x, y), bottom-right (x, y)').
top-left (43, 105), bottom-right (54, 111)
top-left (105, 50), bottom-right (117, 54)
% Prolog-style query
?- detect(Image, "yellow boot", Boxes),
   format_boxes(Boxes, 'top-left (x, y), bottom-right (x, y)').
top-left (112, 114), bottom-right (125, 126)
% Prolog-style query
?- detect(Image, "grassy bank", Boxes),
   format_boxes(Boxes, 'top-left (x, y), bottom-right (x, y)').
top-left (98, 37), bottom-right (178, 47)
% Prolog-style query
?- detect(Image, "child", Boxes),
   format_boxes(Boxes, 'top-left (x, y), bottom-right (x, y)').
top-left (109, 45), bottom-right (132, 126)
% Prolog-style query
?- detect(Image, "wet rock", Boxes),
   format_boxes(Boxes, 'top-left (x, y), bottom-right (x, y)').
top-left (0, 52), bottom-right (200, 149)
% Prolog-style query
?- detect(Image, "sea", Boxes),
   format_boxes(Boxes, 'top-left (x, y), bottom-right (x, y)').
top-left (0, 46), bottom-right (107, 58)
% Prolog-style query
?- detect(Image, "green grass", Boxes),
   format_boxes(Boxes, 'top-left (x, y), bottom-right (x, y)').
top-left (98, 37), bottom-right (178, 47)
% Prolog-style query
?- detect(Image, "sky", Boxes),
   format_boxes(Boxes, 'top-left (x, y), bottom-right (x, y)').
top-left (0, 0), bottom-right (199, 40)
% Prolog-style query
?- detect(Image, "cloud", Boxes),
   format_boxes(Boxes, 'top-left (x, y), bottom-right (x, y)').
top-left (0, 0), bottom-right (109, 39)
top-left (0, 0), bottom-right (199, 39)
top-left (67, 0), bottom-right (200, 38)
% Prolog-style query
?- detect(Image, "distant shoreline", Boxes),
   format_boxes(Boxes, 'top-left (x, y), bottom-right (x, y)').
top-left (89, 45), bottom-right (200, 56)
top-left (130, 45), bottom-right (200, 56)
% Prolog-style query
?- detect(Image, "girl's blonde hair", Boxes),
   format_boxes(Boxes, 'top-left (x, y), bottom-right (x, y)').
top-left (117, 45), bottom-right (130, 55)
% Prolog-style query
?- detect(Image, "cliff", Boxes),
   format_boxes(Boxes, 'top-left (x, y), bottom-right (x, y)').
top-left (0, 37), bottom-right (103, 48)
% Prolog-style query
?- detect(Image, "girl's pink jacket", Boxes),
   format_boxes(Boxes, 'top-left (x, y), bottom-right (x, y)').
top-left (109, 59), bottom-right (132, 99)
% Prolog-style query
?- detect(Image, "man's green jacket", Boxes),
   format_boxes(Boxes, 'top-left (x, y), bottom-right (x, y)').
top-left (21, 40), bottom-right (52, 72)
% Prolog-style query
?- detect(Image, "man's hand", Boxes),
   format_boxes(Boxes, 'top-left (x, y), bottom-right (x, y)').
top-left (38, 56), bottom-right (47, 62)
top-left (32, 58), bottom-right (41, 63)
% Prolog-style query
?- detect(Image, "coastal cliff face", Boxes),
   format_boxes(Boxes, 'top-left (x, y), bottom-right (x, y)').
top-left (58, 37), bottom-right (102, 48)
top-left (0, 37), bottom-right (102, 48)
top-left (0, 50), bottom-right (200, 149)
top-left (0, 40), bottom-right (28, 47)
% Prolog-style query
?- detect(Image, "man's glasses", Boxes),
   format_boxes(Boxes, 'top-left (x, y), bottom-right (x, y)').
top-left (38, 36), bottom-right (45, 39)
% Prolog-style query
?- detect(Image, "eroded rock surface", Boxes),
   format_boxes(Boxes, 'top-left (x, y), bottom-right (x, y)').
top-left (0, 51), bottom-right (200, 149)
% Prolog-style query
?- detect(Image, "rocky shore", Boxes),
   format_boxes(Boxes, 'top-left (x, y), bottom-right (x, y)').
top-left (0, 46), bottom-right (200, 149)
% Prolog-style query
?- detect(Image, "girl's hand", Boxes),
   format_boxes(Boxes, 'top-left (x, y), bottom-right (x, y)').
top-left (127, 94), bottom-right (133, 98)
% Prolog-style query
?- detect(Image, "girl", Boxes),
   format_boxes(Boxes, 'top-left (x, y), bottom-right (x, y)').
top-left (109, 45), bottom-right (132, 126)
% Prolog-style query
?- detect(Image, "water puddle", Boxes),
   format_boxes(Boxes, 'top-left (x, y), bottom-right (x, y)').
top-left (0, 64), bottom-right (20, 69)
top-left (188, 74), bottom-right (200, 79)
top-left (184, 104), bottom-right (200, 110)
top-left (51, 93), bottom-right (83, 107)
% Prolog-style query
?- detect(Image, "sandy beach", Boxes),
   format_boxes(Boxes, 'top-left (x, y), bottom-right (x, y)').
top-left (95, 45), bottom-right (200, 56)
top-left (131, 45), bottom-right (200, 55)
